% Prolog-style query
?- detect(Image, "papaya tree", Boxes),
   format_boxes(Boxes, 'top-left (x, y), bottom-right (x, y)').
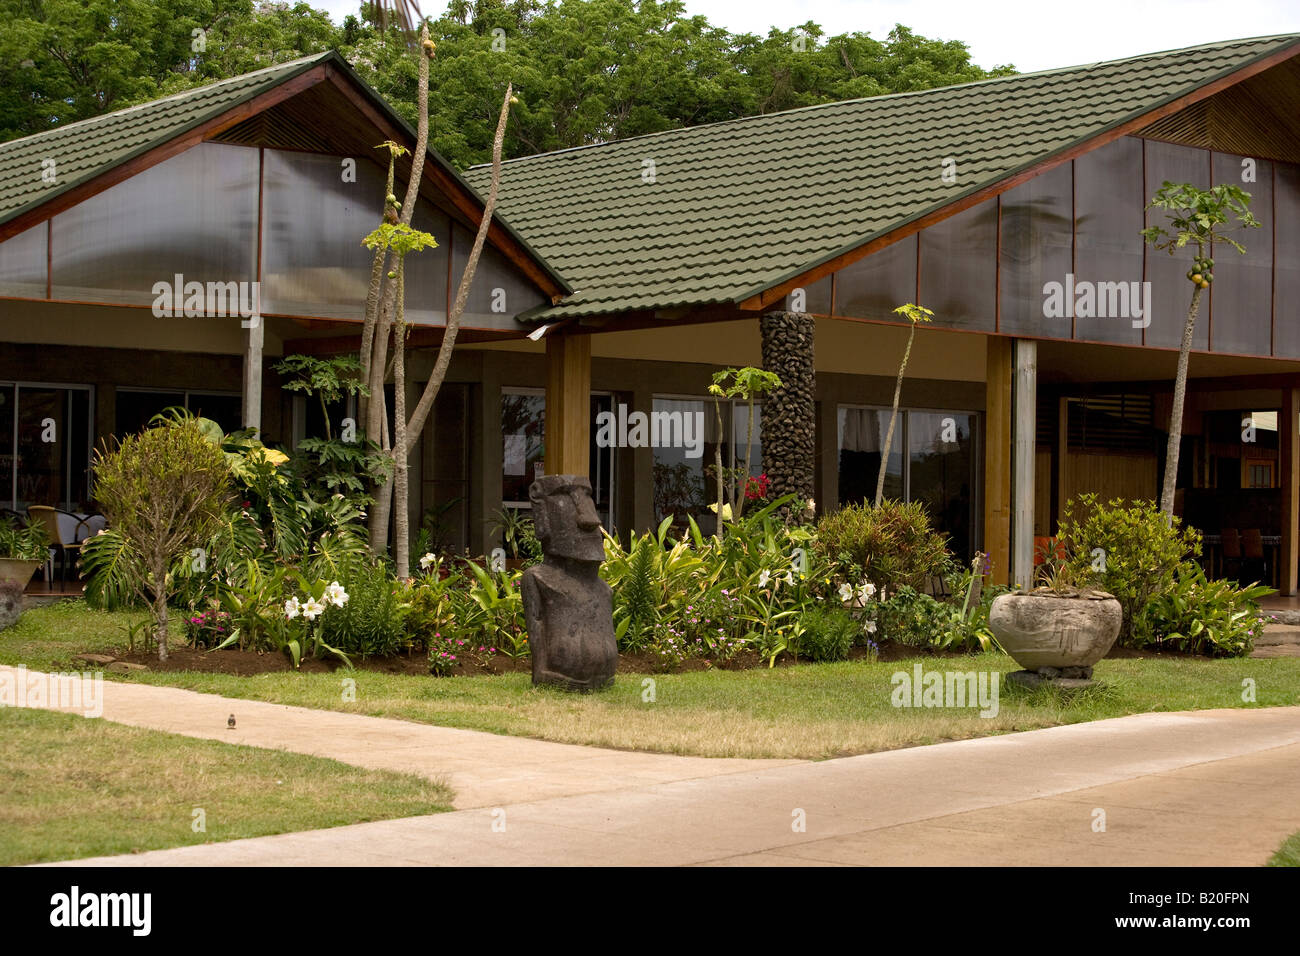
top-left (356, 19), bottom-right (516, 577)
top-left (707, 366), bottom-right (782, 532)
top-left (876, 303), bottom-right (932, 507)
top-left (1141, 182), bottom-right (1260, 517)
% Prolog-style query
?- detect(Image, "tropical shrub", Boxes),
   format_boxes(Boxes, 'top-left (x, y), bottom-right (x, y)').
top-left (815, 500), bottom-right (952, 593)
top-left (90, 417), bottom-right (231, 660)
top-left (1137, 564), bottom-right (1273, 657)
top-left (0, 515), bottom-right (49, 561)
top-left (1057, 494), bottom-right (1201, 644)
top-left (790, 604), bottom-right (859, 662)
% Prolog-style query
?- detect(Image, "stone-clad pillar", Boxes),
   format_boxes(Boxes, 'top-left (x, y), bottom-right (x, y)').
top-left (760, 311), bottom-right (815, 501)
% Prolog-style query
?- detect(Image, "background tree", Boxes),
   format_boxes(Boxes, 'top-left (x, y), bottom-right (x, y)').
top-left (1141, 182), bottom-right (1260, 517)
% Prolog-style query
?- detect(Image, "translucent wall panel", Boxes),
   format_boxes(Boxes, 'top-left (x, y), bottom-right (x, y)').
top-left (999, 162), bottom-right (1073, 338)
top-left (1073, 137), bottom-right (1146, 346)
top-left (919, 198), bottom-right (997, 332)
top-left (1143, 140), bottom-right (1211, 350)
top-left (52, 143), bottom-right (257, 306)
top-left (450, 222), bottom-right (545, 328)
top-left (262, 149), bottom-right (452, 323)
top-left (0, 222), bottom-right (47, 298)
top-left (1276, 164), bottom-right (1300, 358)
top-left (833, 234), bottom-right (916, 321)
top-left (783, 274), bottom-right (830, 314)
top-left (1209, 152), bottom-right (1272, 356)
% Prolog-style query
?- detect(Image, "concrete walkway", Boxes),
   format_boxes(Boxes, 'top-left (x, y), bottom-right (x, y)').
top-left (9, 667), bottom-right (1300, 866)
top-left (2, 666), bottom-right (795, 809)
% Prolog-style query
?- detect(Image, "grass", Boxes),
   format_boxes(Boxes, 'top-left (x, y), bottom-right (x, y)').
top-left (0, 706), bottom-right (453, 866)
top-left (1269, 831), bottom-right (1300, 867)
top-left (5, 600), bottom-right (1300, 761)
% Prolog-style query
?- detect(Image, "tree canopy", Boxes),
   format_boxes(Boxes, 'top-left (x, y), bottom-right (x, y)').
top-left (0, 0), bottom-right (1015, 166)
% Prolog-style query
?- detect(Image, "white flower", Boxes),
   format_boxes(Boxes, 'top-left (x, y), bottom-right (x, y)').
top-left (284, 597), bottom-right (301, 619)
top-left (419, 552), bottom-right (436, 571)
top-left (837, 582), bottom-right (854, 603)
top-left (806, 498), bottom-right (816, 514)
top-left (782, 570), bottom-right (793, 586)
top-left (324, 581), bottom-right (349, 607)
top-left (302, 597), bottom-right (326, 621)
top-left (758, 569), bottom-right (772, 589)
top-left (859, 581), bottom-right (877, 602)
top-left (865, 620), bottom-right (878, 634)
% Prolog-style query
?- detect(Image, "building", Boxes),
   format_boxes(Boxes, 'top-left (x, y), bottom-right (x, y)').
top-left (3, 35), bottom-right (1300, 591)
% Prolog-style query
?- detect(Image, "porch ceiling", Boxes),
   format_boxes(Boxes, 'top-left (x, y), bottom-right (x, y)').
top-left (1035, 338), bottom-right (1300, 388)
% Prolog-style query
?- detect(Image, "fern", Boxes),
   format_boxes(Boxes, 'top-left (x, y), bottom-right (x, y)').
top-left (616, 536), bottom-right (658, 650)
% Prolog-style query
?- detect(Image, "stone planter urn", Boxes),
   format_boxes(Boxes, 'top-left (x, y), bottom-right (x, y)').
top-left (0, 558), bottom-right (41, 591)
top-left (989, 589), bottom-right (1122, 686)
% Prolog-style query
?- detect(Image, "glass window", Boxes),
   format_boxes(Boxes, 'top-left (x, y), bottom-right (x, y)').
top-left (0, 385), bottom-right (12, 507)
top-left (1073, 137), bottom-right (1146, 346)
top-left (115, 390), bottom-right (183, 439)
top-left (500, 389), bottom-right (615, 528)
top-left (919, 198), bottom-right (997, 332)
top-left (838, 407), bottom-right (902, 504)
top-left (908, 411), bottom-right (974, 560)
top-left (833, 234), bottom-right (916, 321)
top-left (999, 161), bottom-right (1073, 338)
top-left (51, 142), bottom-right (258, 306)
top-left (837, 405), bottom-right (976, 560)
top-left (784, 275), bottom-right (831, 314)
top-left (1143, 140), bottom-right (1212, 350)
top-left (187, 393), bottom-right (242, 434)
top-left (0, 222), bottom-right (47, 298)
top-left (1209, 152), bottom-right (1273, 356)
top-left (12, 385), bottom-right (91, 512)
top-left (501, 391), bottom-right (546, 505)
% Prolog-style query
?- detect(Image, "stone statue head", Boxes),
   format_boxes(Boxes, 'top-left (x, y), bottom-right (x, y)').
top-left (529, 474), bottom-right (605, 563)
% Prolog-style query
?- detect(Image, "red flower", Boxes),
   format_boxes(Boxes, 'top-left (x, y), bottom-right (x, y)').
top-left (743, 473), bottom-right (770, 501)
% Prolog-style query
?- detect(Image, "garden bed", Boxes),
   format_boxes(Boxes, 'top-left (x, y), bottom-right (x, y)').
top-left (112, 637), bottom-right (978, 677)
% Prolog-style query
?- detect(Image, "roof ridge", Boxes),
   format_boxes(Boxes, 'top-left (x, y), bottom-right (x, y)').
top-left (0, 51), bottom-right (333, 151)
top-left (468, 33), bottom-right (1300, 171)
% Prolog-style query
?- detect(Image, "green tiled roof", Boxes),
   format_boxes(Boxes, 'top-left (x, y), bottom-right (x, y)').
top-left (466, 34), bottom-right (1300, 320)
top-left (0, 53), bottom-right (331, 229)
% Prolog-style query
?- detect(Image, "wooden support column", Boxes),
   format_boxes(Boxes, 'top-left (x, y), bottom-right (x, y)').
top-left (1011, 339), bottom-right (1037, 590)
top-left (1282, 387), bottom-right (1299, 596)
top-left (984, 337), bottom-right (1012, 586)
top-left (545, 332), bottom-right (591, 477)
top-left (241, 317), bottom-right (264, 434)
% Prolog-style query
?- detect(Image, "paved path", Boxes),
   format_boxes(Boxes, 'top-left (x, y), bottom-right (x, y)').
top-left (1, 666), bottom-right (795, 809)
top-left (11, 666), bottom-right (1298, 866)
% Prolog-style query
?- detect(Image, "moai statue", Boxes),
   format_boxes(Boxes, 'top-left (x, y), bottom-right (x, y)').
top-left (520, 475), bottom-right (617, 691)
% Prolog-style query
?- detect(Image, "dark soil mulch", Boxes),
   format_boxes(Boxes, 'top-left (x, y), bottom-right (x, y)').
top-left (113, 637), bottom-right (978, 677)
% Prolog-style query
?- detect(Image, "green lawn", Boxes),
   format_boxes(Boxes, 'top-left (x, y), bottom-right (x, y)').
top-left (0, 706), bottom-right (452, 866)
top-left (5, 600), bottom-right (1300, 760)
top-left (1269, 831), bottom-right (1300, 867)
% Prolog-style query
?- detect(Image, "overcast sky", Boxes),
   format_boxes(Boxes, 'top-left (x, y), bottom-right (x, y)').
top-left (312, 0), bottom-right (1300, 72)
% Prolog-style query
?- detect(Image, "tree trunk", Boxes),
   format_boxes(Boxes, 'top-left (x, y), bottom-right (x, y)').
top-left (393, 268), bottom-right (410, 578)
top-left (713, 397), bottom-right (725, 537)
top-left (1160, 284), bottom-right (1205, 517)
top-left (153, 574), bottom-right (169, 662)
top-left (876, 322), bottom-right (916, 507)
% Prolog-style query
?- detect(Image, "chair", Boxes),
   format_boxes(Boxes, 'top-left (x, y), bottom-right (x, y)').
top-left (27, 506), bottom-right (85, 583)
top-left (1242, 528), bottom-right (1268, 584)
top-left (1219, 528), bottom-right (1243, 581)
top-left (75, 514), bottom-right (108, 541)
